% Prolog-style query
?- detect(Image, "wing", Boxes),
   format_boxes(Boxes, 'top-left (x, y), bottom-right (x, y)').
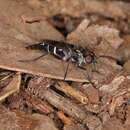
top-left (26, 40), bottom-right (76, 61)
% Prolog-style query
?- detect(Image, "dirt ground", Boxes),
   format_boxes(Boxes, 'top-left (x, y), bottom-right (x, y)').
top-left (0, 0), bottom-right (130, 130)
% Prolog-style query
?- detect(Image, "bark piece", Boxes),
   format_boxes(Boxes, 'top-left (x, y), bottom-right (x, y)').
top-left (125, 106), bottom-right (130, 129)
top-left (23, 90), bottom-right (54, 114)
top-left (0, 72), bottom-right (21, 101)
top-left (109, 96), bottom-right (124, 116)
top-left (85, 103), bottom-right (102, 114)
top-left (118, 35), bottom-right (130, 62)
top-left (0, 105), bottom-right (58, 130)
top-left (83, 85), bottom-right (99, 103)
top-left (83, 114), bottom-right (102, 130)
top-left (102, 118), bottom-right (126, 130)
top-left (31, 114), bottom-right (58, 130)
top-left (0, 71), bottom-right (14, 89)
top-left (5, 93), bottom-right (28, 111)
top-left (43, 89), bottom-right (87, 121)
top-left (99, 75), bottom-right (126, 94)
top-left (56, 111), bottom-right (74, 125)
top-left (99, 72), bottom-right (130, 116)
top-left (64, 124), bottom-right (86, 130)
top-left (26, 76), bottom-right (54, 99)
top-left (56, 81), bottom-right (88, 104)
top-left (124, 60), bottom-right (130, 73)
top-left (0, 105), bottom-right (21, 130)
top-left (67, 19), bottom-right (123, 56)
top-left (27, 77), bottom-right (87, 120)
top-left (0, 0), bottom-right (64, 42)
top-left (35, 0), bottom-right (130, 19)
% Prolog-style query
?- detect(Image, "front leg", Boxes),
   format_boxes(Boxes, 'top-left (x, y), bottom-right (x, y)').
top-left (77, 65), bottom-right (86, 70)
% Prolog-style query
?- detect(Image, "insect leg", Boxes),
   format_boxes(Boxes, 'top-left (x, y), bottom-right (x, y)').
top-left (77, 66), bottom-right (86, 70)
top-left (86, 71), bottom-right (95, 86)
top-left (76, 65), bottom-right (94, 85)
top-left (64, 63), bottom-right (86, 81)
top-left (64, 62), bottom-right (70, 80)
top-left (80, 66), bottom-right (95, 86)
top-left (92, 61), bottom-right (97, 72)
top-left (18, 53), bottom-right (48, 62)
top-left (98, 55), bottom-right (118, 61)
top-left (91, 62), bottom-right (104, 75)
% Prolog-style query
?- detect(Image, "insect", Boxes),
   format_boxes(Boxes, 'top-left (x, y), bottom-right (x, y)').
top-left (19, 39), bottom-right (97, 80)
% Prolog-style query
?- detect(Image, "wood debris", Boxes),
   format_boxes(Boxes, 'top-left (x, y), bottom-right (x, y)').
top-left (0, 0), bottom-right (130, 129)
top-left (0, 72), bottom-right (21, 101)
top-left (56, 81), bottom-right (88, 104)
top-left (56, 111), bottom-right (74, 125)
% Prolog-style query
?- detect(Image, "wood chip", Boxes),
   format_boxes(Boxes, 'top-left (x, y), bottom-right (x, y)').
top-left (0, 72), bottom-right (21, 101)
top-left (56, 81), bottom-right (88, 104)
top-left (43, 89), bottom-right (87, 121)
top-left (56, 111), bottom-right (74, 125)
top-left (109, 96), bottom-right (124, 116)
top-left (22, 90), bottom-right (54, 114)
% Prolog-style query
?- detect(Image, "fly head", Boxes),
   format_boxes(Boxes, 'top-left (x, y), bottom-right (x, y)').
top-left (85, 51), bottom-right (97, 64)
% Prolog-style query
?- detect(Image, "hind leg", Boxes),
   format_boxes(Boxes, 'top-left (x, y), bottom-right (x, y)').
top-left (18, 53), bottom-right (48, 62)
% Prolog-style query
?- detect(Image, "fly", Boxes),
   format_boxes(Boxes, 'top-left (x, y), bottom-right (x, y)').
top-left (19, 40), bottom-right (97, 80)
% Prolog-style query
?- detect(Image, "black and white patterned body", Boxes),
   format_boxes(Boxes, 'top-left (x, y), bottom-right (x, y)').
top-left (26, 40), bottom-right (97, 67)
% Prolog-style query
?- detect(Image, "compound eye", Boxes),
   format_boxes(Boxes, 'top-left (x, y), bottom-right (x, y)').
top-left (85, 55), bottom-right (93, 63)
